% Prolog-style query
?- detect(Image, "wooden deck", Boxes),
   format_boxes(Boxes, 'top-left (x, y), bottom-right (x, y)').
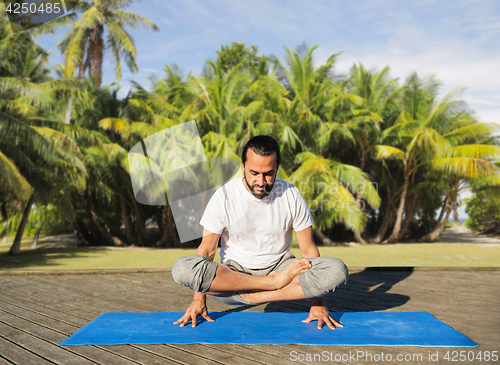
top-left (0, 268), bottom-right (499, 365)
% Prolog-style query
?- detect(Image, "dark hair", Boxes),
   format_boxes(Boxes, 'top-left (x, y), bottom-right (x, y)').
top-left (241, 135), bottom-right (281, 166)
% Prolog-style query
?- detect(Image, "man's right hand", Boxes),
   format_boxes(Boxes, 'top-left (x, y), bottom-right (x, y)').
top-left (173, 298), bottom-right (214, 328)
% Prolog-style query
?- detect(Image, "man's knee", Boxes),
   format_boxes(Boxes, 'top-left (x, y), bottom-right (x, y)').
top-left (172, 255), bottom-right (218, 293)
top-left (300, 257), bottom-right (348, 300)
top-left (322, 257), bottom-right (349, 289)
top-left (171, 255), bottom-right (192, 285)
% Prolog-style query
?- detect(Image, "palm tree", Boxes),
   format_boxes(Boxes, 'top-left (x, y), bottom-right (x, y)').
top-left (35, 0), bottom-right (160, 86)
top-left (33, 0), bottom-right (159, 125)
top-left (418, 119), bottom-right (500, 242)
top-left (1, 20), bottom-right (88, 254)
top-left (98, 82), bottom-right (181, 247)
top-left (375, 74), bottom-right (500, 243)
top-left (340, 64), bottom-right (404, 243)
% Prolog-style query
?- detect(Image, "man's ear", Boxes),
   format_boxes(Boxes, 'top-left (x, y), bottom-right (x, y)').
top-left (240, 161), bottom-right (245, 175)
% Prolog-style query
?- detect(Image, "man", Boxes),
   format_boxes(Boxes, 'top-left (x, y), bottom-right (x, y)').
top-left (172, 135), bottom-right (348, 329)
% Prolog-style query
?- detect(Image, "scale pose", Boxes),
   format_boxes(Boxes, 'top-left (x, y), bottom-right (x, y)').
top-left (172, 136), bottom-right (348, 329)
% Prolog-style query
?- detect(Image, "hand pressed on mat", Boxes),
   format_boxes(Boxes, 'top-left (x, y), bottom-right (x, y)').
top-left (302, 298), bottom-right (343, 330)
top-left (173, 293), bottom-right (214, 328)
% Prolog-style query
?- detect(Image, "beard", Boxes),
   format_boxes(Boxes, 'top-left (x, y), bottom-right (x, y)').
top-left (243, 175), bottom-right (275, 199)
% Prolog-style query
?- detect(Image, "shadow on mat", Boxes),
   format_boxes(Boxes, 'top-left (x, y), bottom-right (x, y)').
top-left (264, 267), bottom-right (413, 313)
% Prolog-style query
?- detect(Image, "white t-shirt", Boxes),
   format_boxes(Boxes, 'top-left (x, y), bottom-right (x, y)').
top-left (199, 177), bottom-right (313, 269)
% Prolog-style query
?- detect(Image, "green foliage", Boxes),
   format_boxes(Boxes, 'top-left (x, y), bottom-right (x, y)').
top-left (216, 42), bottom-right (261, 73)
top-left (2, 21), bottom-right (499, 253)
top-left (1, 202), bottom-right (74, 237)
top-left (465, 188), bottom-right (500, 234)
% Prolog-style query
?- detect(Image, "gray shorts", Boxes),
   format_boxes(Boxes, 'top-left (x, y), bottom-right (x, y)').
top-left (172, 251), bottom-right (348, 305)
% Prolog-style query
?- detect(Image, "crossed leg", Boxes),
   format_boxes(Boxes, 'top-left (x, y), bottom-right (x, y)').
top-left (204, 258), bottom-right (311, 299)
top-left (172, 253), bottom-right (348, 305)
top-left (237, 273), bottom-right (306, 304)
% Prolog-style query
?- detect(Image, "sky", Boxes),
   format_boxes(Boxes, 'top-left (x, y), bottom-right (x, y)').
top-left (30, 0), bottom-right (500, 218)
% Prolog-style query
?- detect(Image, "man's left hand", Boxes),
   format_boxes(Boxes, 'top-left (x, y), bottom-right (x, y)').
top-left (302, 300), bottom-right (343, 330)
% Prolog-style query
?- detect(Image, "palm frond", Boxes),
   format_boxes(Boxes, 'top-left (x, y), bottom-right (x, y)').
top-left (450, 144), bottom-right (500, 159)
top-left (107, 10), bottom-right (160, 33)
top-left (371, 145), bottom-right (405, 162)
top-left (0, 151), bottom-right (32, 201)
top-left (99, 117), bottom-right (130, 134)
top-left (432, 157), bottom-right (500, 179)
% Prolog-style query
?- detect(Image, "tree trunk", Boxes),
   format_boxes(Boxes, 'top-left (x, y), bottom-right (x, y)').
top-left (64, 96), bottom-right (73, 125)
top-left (155, 207), bottom-right (163, 234)
top-left (89, 194), bottom-right (125, 247)
top-left (89, 24), bottom-right (104, 87)
top-left (313, 229), bottom-right (346, 246)
top-left (156, 204), bottom-right (179, 248)
top-left (383, 172), bottom-right (410, 244)
top-left (120, 196), bottom-right (136, 246)
top-left (81, 219), bottom-right (101, 246)
top-left (369, 205), bottom-right (392, 244)
top-left (63, 59), bottom-right (85, 125)
top-left (435, 196), bottom-right (447, 226)
top-left (1, 204), bottom-right (7, 243)
top-left (72, 220), bottom-right (89, 245)
top-left (30, 220), bottom-right (44, 249)
top-left (399, 192), bottom-right (419, 240)
top-left (419, 197), bottom-right (454, 242)
top-left (354, 229), bottom-right (367, 245)
top-left (134, 204), bottom-right (148, 246)
top-left (8, 189), bottom-right (36, 255)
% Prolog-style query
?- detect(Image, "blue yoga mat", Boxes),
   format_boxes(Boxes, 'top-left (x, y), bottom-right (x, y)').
top-left (59, 311), bottom-right (477, 347)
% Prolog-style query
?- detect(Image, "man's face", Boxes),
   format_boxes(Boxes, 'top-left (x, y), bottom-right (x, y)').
top-left (241, 148), bottom-right (279, 199)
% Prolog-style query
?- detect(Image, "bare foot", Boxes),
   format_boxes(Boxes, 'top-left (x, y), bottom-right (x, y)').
top-left (239, 291), bottom-right (263, 304)
top-left (268, 259), bottom-right (311, 290)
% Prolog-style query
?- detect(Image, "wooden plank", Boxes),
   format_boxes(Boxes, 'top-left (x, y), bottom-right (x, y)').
top-left (0, 301), bottom-right (183, 365)
top-left (47, 273), bottom-right (233, 315)
top-left (135, 344), bottom-right (223, 365)
top-left (26, 276), bottom-right (162, 312)
top-left (0, 278), bottom-right (103, 314)
top-left (38, 275), bottom-right (185, 311)
top-left (0, 336), bottom-right (54, 365)
top-left (2, 277), bottom-right (132, 313)
top-left (0, 310), bottom-right (140, 365)
top-left (174, 344), bottom-right (262, 365)
top-left (8, 276), bottom-right (145, 313)
top-left (0, 303), bottom-right (78, 335)
top-left (387, 270), bottom-right (500, 291)
top-left (234, 345), bottom-right (314, 365)
top-left (0, 322), bottom-right (95, 365)
top-left (203, 344), bottom-right (300, 365)
top-left (0, 286), bottom-right (97, 320)
top-left (0, 356), bottom-right (15, 365)
top-left (99, 344), bottom-right (181, 365)
top-left (0, 297), bottom-right (88, 327)
top-left (100, 273), bottom-right (196, 305)
top-left (388, 271), bottom-right (500, 295)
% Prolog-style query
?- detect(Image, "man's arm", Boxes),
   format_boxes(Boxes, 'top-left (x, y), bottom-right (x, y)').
top-left (173, 229), bottom-right (220, 327)
top-left (295, 226), bottom-right (319, 259)
top-left (295, 226), bottom-right (343, 330)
